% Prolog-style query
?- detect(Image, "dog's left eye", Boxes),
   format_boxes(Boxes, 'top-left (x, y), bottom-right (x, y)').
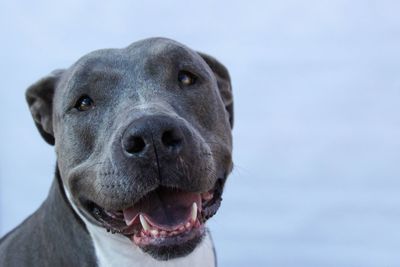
top-left (75, 95), bottom-right (94, 111)
top-left (178, 71), bottom-right (197, 86)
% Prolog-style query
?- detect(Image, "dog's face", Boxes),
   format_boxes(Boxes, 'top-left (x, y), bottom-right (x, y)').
top-left (26, 38), bottom-right (233, 260)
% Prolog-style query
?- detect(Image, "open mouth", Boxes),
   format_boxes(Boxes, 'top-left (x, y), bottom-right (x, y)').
top-left (84, 179), bottom-right (223, 251)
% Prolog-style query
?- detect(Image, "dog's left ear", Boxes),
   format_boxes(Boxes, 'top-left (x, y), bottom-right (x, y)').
top-left (198, 53), bottom-right (234, 128)
top-left (25, 69), bottom-right (65, 146)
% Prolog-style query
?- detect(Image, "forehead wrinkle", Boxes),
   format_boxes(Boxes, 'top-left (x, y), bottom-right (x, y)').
top-left (65, 65), bottom-right (125, 95)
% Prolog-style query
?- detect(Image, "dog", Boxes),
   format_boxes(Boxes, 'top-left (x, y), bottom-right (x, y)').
top-left (0, 37), bottom-right (233, 267)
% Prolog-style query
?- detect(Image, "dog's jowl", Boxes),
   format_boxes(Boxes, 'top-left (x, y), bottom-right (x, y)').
top-left (0, 38), bottom-right (233, 267)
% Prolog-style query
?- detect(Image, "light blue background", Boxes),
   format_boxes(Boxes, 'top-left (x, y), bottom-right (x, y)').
top-left (1, 1), bottom-right (400, 266)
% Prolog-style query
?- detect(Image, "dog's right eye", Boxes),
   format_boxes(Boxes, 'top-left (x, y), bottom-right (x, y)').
top-left (178, 70), bottom-right (197, 86)
top-left (75, 95), bottom-right (94, 111)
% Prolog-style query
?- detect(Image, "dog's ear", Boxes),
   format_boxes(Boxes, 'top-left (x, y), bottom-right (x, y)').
top-left (26, 69), bottom-right (64, 145)
top-left (198, 52), bottom-right (234, 128)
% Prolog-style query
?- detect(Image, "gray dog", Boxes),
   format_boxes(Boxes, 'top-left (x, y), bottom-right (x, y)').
top-left (0, 38), bottom-right (233, 267)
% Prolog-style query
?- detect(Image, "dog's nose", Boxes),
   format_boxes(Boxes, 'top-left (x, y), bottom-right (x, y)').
top-left (122, 115), bottom-right (185, 156)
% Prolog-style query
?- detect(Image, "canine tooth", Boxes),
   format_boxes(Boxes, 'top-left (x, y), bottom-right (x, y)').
top-left (139, 214), bottom-right (151, 231)
top-left (191, 202), bottom-right (198, 222)
top-left (185, 222), bottom-right (191, 229)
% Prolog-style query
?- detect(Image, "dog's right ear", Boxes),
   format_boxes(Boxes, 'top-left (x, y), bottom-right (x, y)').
top-left (26, 69), bottom-right (64, 146)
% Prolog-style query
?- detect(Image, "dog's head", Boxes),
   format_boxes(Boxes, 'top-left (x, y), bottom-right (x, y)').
top-left (26, 38), bottom-right (233, 260)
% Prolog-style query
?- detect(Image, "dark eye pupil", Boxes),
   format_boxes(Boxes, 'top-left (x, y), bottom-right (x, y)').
top-left (76, 96), bottom-right (94, 111)
top-left (178, 71), bottom-right (196, 86)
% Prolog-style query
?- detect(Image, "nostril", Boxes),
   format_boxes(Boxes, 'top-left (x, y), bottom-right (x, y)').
top-left (124, 136), bottom-right (146, 154)
top-left (161, 130), bottom-right (182, 149)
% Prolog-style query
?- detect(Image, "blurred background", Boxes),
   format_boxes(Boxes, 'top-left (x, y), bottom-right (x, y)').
top-left (1, 0), bottom-right (400, 266)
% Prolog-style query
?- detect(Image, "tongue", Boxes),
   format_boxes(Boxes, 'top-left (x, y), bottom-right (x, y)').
top-left (123, 187), bottom-right (201, 229)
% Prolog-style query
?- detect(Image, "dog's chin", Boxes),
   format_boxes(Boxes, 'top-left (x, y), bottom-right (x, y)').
top-left (78, 179), bottom-right (224, 260)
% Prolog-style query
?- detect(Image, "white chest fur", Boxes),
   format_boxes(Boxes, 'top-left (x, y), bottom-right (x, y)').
top-left (64, 187), bottom-right (216, 267)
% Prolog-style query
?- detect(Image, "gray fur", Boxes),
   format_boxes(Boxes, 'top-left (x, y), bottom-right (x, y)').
top-left (0, 37), bottom-right (233, 266)
top-left (0, 172), bottom-right (97, 266)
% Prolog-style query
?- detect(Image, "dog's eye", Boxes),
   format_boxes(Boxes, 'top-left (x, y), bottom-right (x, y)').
top-left (178, 71), bottom-right (197, 86)
top-left (75, 95), bottom-right (94, 111)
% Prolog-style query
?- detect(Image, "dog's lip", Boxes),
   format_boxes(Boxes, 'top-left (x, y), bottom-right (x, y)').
top-left (85, 178), bottom-right (224, 245)
top-left (100, 189), bottom-right (215, 234)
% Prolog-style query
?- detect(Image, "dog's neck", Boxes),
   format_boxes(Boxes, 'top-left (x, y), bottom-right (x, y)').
top-left (62, 184), bottom-right (216, 267)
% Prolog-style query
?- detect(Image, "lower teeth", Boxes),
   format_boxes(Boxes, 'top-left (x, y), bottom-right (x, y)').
top-left (138, 219), bottom-right (200, 238)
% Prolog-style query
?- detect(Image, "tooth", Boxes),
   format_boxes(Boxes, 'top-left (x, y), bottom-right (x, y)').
top-left (160, 231), bottom-right (167, 237)
top-left (139, 214), bottom-right (151, 231)
top-left (133, 235), bottom-right (141, 245)
top-left (191, 202), bottom-right (198, 222)
top-left (202, 192), bottom-right (213, 201)
top-left (150, 229), bottom-right (159, 237)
